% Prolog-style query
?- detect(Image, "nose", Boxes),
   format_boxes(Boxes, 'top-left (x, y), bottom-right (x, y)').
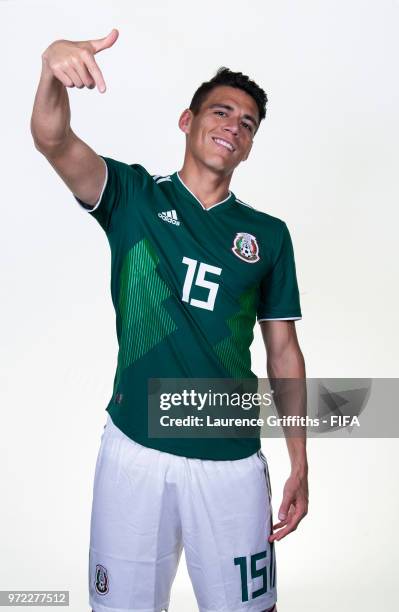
top-left (223, 120), bottom-right (239, 137)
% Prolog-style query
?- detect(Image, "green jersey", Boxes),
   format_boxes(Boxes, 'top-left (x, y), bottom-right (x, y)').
top-left (75, 156), bottom-right (302, 460)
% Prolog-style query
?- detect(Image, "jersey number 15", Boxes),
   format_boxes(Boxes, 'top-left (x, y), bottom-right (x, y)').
top-left (181, 257), bottom-right (222, 312)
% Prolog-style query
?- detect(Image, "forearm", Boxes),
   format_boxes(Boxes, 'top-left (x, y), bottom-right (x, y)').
top-left (30, 59), bottom-right (72, 151)
top-left (285, 436), bottom-right (307, 477)
top-left (267, 344), bottom-right (308, 476)
top-left (266, 340), bottom-right (305, 380)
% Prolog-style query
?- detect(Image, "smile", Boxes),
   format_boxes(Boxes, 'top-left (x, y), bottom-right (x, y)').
top-left (212, 137), bottom-right (235, 152)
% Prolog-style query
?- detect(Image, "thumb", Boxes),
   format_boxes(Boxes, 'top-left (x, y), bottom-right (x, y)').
top-left (89, 28), bottom-right (119, 54)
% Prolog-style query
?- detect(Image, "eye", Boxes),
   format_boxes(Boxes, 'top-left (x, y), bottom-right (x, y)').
top-left (214, 110), bottom-right (226, 117)
top-left (242, 121), bottom-right (252, 132)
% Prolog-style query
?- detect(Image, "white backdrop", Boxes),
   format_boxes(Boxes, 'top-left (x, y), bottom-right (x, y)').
top-left (1, 0), bottom-right (398, 610)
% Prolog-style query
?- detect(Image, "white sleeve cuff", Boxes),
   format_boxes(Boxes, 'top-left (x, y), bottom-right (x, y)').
top-left (257, 316), bottom-right (302, 322)
top-left (75, 156), bottom-right (108, 212)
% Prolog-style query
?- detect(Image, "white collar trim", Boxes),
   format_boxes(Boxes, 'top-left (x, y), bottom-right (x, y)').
top-left (176, 171), bottom-right (232, 211)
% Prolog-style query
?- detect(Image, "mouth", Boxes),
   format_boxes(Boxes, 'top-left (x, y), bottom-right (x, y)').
top-left (212, 137), bottom-right (236, 153)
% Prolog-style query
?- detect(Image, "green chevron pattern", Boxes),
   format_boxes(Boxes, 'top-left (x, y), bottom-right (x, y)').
top-left (213, 285), bottom-right (258, 377)
top-left (115, 238), bottom-right (177, 384)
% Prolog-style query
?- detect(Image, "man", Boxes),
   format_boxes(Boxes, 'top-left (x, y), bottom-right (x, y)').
top-left (31, 28), bottom-right (308, 612)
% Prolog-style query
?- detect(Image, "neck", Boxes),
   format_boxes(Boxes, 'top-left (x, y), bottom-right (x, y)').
top-left (178, 157), bottom-right (233, 210)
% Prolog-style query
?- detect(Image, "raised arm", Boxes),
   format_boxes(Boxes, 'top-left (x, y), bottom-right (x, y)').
top-left (30, 29), bottom-right (119, 206)
top-left (260, 319), bottom-right (309, 542)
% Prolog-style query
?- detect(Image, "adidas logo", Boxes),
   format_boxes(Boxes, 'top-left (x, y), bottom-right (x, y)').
top-left (158, 209), bottom-right (180, 226)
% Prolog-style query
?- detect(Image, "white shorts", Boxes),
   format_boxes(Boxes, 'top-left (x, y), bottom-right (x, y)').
top-left (89, 414), bottom-right (277, 612)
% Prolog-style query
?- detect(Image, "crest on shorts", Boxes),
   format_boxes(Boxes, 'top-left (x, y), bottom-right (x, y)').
top-left (95, 564), bottom-right (109, 595)
top-left (232, 232), bottom-right (260, 263)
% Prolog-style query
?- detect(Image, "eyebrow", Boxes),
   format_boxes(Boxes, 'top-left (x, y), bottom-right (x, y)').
top-left (208, 103), bottom-right (259, 130)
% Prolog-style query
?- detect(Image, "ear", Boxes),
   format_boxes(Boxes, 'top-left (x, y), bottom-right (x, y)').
top-left (178, 108), bottom-right (193, 135)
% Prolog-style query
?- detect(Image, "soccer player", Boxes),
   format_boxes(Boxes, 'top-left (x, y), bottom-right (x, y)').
top-left (31, 28), bottom-right (309, 612)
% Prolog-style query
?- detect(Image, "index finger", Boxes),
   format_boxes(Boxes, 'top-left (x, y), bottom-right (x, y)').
top-left (83, 52), bottom-right (106, 92)
top-left (269, 506), bottom-right (306, 543)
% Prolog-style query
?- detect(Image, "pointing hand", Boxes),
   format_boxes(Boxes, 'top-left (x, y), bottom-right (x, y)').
top-left (41, 29), bottom-right (119, 93)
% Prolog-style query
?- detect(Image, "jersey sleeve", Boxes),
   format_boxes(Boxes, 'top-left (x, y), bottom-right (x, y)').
top-left (74, 156), bottom-right (142, 233)
top-left (257, 222), bottom-right (302, 321)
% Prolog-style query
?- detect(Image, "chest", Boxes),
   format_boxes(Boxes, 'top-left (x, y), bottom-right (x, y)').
top-left (110, 186), bottom-right (276, 317)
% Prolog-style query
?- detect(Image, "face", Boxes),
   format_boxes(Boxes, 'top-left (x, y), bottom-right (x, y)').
top-left (178, 85), bottom-right (259, 176)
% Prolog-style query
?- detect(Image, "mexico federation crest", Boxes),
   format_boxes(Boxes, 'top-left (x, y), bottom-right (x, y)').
top-left (95, 564), bottom-right (109, 595)
top-left (232, 232), bottom-right (260, 263)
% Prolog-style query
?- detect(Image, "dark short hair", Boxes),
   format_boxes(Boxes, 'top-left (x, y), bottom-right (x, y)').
top-left (189, 67), bottom-right (267, 131)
